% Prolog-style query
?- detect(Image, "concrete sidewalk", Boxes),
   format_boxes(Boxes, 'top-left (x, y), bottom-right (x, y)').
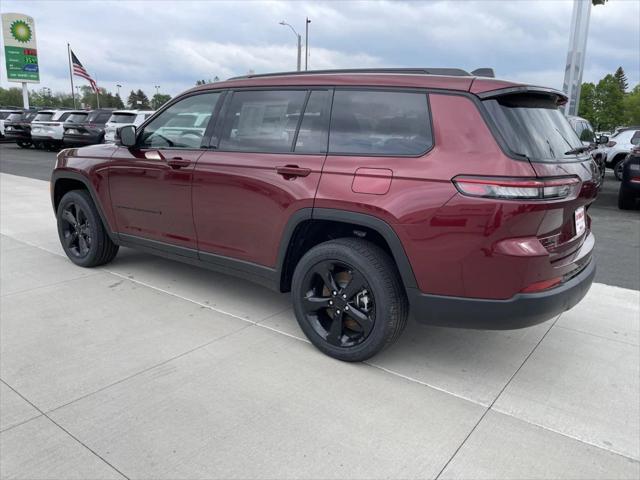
top-left (1, 173), bottom-right (638, 479)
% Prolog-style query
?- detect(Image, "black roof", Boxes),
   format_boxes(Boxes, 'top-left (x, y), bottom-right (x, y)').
top-left (229, 67), bottom-right (495, 81)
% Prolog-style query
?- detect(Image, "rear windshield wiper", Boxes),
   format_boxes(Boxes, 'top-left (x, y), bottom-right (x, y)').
top-left (564, 145), bottom-right (590, 155)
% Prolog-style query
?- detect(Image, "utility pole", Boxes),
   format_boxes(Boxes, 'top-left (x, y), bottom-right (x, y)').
top-left (562, 0), bottom-right (607, 116)
top-left (305, 17), bottom-right (311, 70)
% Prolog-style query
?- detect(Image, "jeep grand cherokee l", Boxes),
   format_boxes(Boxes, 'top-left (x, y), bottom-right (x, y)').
top-left (51, 68), bottom-right (598, 361)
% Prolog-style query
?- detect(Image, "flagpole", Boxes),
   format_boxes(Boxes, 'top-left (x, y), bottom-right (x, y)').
top-left (67, 43), bottom-right (76, 108)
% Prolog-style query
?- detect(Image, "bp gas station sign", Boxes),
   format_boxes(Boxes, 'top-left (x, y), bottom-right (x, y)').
top-left (1, 13), bottom-right (39, 83)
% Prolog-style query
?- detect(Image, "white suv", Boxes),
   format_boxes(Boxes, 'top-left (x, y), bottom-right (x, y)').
top-left (31, 110), bottom-right (88, 150)
top-left (602, 128), bottom-right (640, 180)
top-left (104, 110), bottom-right (155, 143)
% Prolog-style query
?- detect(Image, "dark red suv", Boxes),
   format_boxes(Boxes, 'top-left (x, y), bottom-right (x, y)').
top-left (51, 68), bottom-right (598, 361)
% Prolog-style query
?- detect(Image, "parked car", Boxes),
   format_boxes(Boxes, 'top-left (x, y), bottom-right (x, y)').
top-left (0, 108), bottom-right (20, 139)
top-left (567, 115), bottom-right (607, 183)
top-left (63, 109), bottom-right (114, 147)
top-left (31, 109), bottom-right (88, 150)
top-left (51, 68), bottom-right (598, 361)
top-left (2, 110), bottom-right (39, 148)
top-left (618, 146), bottom-right (640, 210)
top-left (103, 110), bottom-right (155, 143)
top-left (601, 128), bottom-right (640, 180)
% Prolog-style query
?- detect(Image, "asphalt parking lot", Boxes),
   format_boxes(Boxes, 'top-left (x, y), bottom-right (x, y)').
top-left (1, 144), bottom-right (639, 479)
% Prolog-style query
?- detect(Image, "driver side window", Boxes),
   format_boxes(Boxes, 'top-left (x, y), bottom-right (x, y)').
top-left (139, 92), bottom-right (220, 149)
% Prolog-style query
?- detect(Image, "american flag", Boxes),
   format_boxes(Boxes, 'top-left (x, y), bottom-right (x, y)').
top-left (71, 50), bottom-right (98, 93)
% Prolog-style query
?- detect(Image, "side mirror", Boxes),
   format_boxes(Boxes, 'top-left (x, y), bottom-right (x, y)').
top-left (598, 135), bottom-right (609, 145)
top-left (117, 125), bottom-right (137, 147)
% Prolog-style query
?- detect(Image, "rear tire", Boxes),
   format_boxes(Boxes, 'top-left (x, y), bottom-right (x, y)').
top-left (17, 141), bottom-right (32, 148)
top-left (618, 185), bottom-right (636, 210)
top-left (614, 159), bottom-right (625, 181)
top-left (56, 190), bottom-right (119, 267)
top-left (291, 238), bottom-right (408, 362)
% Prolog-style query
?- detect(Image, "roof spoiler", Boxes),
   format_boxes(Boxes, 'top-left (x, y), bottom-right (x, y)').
top-left (476, 86), bottom-right (569, 105)
top-left (471, 68), bottom-right (495, 78)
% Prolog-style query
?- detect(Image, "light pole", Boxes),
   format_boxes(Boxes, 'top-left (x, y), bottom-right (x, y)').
top-left (74, 86), bottom-right (81, 106)
top-left (154, 85), bottom-right (161, 108)
top-left (305, 17), bottom-right (311, 70)
top-left (116, 84), bottom-right (122, 96)
top-left (279, 21), bottom-right (301, 71)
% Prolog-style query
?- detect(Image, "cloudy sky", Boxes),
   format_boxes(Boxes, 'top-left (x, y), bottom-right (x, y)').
top-left (1, 0), bottom-right (638, 98)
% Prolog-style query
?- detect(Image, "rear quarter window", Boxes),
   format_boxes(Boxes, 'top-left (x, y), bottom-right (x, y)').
top-left (329, 90), bottom-right (432, 156)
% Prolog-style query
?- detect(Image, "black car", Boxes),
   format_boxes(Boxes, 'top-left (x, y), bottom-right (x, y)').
top-left (618, 146), bottom-right (640, 210)
top-left (63, 109), bottom-right (114, 146)
top-left (3, 110), bottom-right (39, 148)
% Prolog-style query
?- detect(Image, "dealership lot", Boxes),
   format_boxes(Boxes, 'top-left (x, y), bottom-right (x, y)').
top-left (0, 147), bottom-right (639, 478)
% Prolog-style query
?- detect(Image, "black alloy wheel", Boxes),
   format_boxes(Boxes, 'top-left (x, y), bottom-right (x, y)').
top-left (60, 202), bottom-right (92, 258)
top-left (300, 260), bottom-right (375, 348)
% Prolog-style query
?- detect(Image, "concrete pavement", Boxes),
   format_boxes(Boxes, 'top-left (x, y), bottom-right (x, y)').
top-left (0, 173), bottom-right (638, 479)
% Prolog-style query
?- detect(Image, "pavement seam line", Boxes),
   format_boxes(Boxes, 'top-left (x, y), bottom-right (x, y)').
top-left (5, 234), bottom-right (640, 464)
top-left (433, 315), bottom-right (560, 479)
top-left (490, 406), bottom-right (640, 463)
top-left (555, 323), bottom-right (639, 347)
top-left (0, 380), bottom-right (130, 480)
top-left (0, 271), bottom-right (104, 298)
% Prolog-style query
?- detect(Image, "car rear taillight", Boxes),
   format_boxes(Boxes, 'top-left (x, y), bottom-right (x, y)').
top-left (452, 176), bottom-right (580, 200)
top-left (606, 141), bottom-right (617, 147)
top-left (630, 177), bottom-right (640, 184)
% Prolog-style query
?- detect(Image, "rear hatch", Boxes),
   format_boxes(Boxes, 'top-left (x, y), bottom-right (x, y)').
top-left (482, 91), bottom-right (599, 272)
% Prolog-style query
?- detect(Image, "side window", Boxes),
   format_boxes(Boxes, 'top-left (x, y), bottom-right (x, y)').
top-left (139, 92), bottom-right (220, 149)
top-left (295, 90), bottom-right (331, 153)
top-left (631, 131), bottom-right (640, 146)
top-left (218, 90), bottom-right (306, 153)
top-left (579, 122), bottom-right (595, 143)
top-left (329, 90), bottom-right (432, 155)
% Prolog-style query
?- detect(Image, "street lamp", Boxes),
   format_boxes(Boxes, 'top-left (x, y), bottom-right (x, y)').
top-left (154, 85), bottom-right (160, 95)
top-left (116, 84), bottom-right (122, 96)
top-left (279, 20), bottom-right (302, 71)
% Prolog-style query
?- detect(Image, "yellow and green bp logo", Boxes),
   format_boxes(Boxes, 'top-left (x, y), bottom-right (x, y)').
top-left (10, 20), bottom-right (32, 43)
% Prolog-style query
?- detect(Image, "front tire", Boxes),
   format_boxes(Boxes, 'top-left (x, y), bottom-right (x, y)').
top-left (291, 238), bottom-right (408, 362)
top-left (56, 190), bottom-right (119, 267)
top-left (614, 159), bottom-right (625, 181)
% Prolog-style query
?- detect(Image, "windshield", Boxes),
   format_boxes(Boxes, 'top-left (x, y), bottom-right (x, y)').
top-left (109, 113), bottom-right (136, 123)
top-left (34, 113), bottom-right (54, 122)
top-left (484, 94), bottom-right (584, 162)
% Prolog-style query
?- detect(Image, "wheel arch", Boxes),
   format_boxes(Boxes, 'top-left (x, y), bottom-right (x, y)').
top-left (277, 208), bottom-right (417, 293)
top-left (51, 171), bottom-right (118, 242)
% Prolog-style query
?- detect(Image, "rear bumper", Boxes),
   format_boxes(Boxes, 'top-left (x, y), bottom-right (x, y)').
top-left (63, 134), bottom-right (102, 146)
top-left (4, 131), bottom-right (30, 141)
top-left (32, 135), bottom-right (61, 142)
top-left (408, 258), bottom-right (595, 330)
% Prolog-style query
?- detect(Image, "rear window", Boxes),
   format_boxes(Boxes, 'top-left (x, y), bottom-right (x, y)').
top-left (329, 90), bottom-right (432, 155)
top-left (109, 113), bottom-right (136, 123)
top-left (6, 113), bottom-right (23, 121)
top-left (34, 113), bottom-right (54, 122)
top-left (87, 111), bottom-right (112, 123)
top-left (484, 94), bottom-right (584, 162)
top-left (65, 113), bottom-right (88, 123)
top-left (0, 112), bottom-right (13, 120)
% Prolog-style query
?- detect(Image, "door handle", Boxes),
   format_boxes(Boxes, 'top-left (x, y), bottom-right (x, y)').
top-left (167, 157), bottom-right (191, 169)
top-left (276, 165), bottom-right (311, 179)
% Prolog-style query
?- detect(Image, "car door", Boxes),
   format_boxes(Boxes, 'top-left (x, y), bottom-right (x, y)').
top-left (109, 91), bottom-right (222, 251)
top-left (192, 89), bottom-right (331, 268)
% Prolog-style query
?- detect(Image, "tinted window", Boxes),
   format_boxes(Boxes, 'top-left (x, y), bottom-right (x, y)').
top-left (65, 113), bottom-right (88, 123)
top-left (329, 90), bottom-right (432, 155)
top-left (484, 95), bottom-right (584, 161)
top-left (139, 92), bottom-right (220, 149)
top-left (109, 113), bottom-right (136, 123)
top-left (219, 90), bottom-right (306, 152)
top-left (295, 90), bottom-right (331, 153)
top-left (631, 131), bottom-right (640, 146)
top-left (87, 111), bottom-right (112, 123)
top-left (34, 113), bottom-right (54, 122)
top-left (579, 122), bottom-right (595, 143)
top-left (0, 112), bottom-right (11, 120)
top-left (6, 113), bottom-right (23, 121)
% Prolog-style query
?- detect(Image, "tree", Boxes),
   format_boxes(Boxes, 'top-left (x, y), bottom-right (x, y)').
top-left (126, 90), bottom-right (137, 108)
top-left (578, 82), bottom-right (598, 127)
top-left (152, 93), bottom-right (171, 109)
top-left (0, 87), bottom-right (24, 107)
top-left (623, 84), bottom-right (640, 126)
top-left (594, 74), bottom-right (625, 131)
top-left (135, 89), bottom-right (150, 109)
top-left (614, 67), bottom-right (628, 93)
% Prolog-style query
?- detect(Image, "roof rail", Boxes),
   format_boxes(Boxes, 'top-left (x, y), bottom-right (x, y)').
top-left (227, 67), bottom-right (477, 81)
